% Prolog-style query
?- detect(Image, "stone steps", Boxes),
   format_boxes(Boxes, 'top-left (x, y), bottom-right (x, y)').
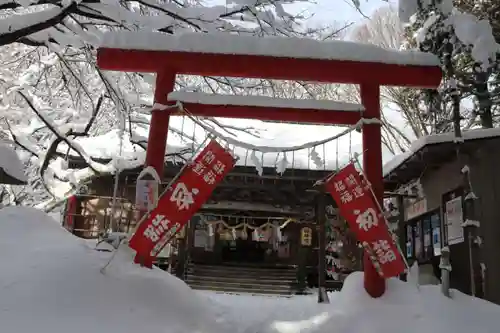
top-left (189, 264), bottom-right (296, 277)
top-left (187, 274), bottom-right (294, 285)
top-left (191, 285), bottom-right (293, 297)
top-left (186, 263), bottom-right (297, 296)
top-left (188, 279), bottom-right (293, 293)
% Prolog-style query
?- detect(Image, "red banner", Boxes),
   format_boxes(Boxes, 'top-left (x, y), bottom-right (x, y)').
top-left (325, 163), bottom-right (405, 278)
top-left (129, 140), bottom-right (236, 259)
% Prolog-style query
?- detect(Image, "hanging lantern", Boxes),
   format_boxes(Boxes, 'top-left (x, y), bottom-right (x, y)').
top-left (220, 230), bottom-right (232, 241)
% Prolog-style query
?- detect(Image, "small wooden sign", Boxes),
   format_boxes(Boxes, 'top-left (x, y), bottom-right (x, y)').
top-left (301, 227), bottom-right (313, 246)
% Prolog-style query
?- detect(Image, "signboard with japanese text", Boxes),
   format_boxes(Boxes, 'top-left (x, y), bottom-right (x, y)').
top-left (445, 196), bottom-right (464, 245)
top-left (129, 140), bottom-right (236, 261)
top-left (324, 163), bottom-right (405, 278)
top-left (405, 198), bottom-right (427, 221)
top-left (135, 166), bottom-right (161, 213)
top-left (135, 179), bottom-right (159, 211)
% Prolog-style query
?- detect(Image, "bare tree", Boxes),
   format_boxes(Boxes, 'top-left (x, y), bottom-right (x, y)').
top-left (0, 1), bottom-right (352, 206)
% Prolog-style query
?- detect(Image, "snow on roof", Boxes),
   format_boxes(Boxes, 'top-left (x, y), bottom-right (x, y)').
top-left (56, 129), bottom-right (189, 162)
top-left (0, 143), bottom-right (27, 185)
top-left (0, 206), bottom-right (228, 333)
top-left (383, 127), bottom-right (500, 177)
top-left (59, 127), bottom-right (354, 172)
top-left (167, 92), bottom-right (365, 112)
top-left (57, 130), bottom-right (141, 161)
top-left (99, 31), bottom-right (440, 67)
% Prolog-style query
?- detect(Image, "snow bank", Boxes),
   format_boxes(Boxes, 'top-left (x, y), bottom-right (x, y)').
top-left (1, 207), bottom-right (499, 333)
top-left (99, 31), bottom-right (440, 66)
top-left (0, 143), bottom-right (27, 183)
top-left (0, 207), bottom-right (228, 333)
top-left (207, 273), bottom-right (500, 333)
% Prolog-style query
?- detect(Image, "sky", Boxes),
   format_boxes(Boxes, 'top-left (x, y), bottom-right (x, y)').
top-left (286, 0), bottom-right (391, 25)
top-left (211, 0), bottom-right (395, 26)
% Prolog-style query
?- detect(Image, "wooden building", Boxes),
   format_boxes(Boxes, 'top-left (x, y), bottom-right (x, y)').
top-left (63, 155), bottom-right (360, 295)
top-left (384, 128), bottom-right (500, 304)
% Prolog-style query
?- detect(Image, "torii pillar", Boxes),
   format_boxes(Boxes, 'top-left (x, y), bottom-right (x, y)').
top-left (96, 31), bottom-right (442, 297)
top-left (145, 70), bottom-right (176, 174)
top-left (360, 83), bottom-right (385, 296)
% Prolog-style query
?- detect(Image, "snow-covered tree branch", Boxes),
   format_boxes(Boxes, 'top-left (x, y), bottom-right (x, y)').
top-left (1, 0), bottom-right (353, 205)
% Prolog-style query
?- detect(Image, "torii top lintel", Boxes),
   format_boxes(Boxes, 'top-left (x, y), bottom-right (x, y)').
top-left (97, 31), bottom-right (442, 88)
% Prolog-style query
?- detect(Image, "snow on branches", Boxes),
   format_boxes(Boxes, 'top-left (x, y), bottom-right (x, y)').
top-left (1, 0), bottom-right (347, 206)
top-left (404, 0), bottom-right (500, 130)
top-left (0, 0), bottom-right (310, 48)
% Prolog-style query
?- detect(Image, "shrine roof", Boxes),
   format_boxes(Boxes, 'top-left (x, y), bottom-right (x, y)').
top-left (97, 31), bottom-right (442, 87)
top-left (383, 127), bottom-right (500, 190)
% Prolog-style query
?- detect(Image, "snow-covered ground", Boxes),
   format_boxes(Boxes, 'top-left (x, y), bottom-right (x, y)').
top-left (1, 207), bottom-right (499, 333)
top-left (0, 207), bottom-right (224, 333)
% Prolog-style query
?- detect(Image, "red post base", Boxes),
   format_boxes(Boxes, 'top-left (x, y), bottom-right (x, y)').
top-left (134, 254), bottom-right (154, 269)
top-left (363, 255), bottom-right (385, 298)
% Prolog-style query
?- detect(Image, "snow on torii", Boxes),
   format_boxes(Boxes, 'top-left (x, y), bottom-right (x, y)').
top-left (98, 31), bottom-right (440, 86)
top-left (97, 31), bottom-right (442, 298)
top-left (166, 91), bottom-right (364, 125)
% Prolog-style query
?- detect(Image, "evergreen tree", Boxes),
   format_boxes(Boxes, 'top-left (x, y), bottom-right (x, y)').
top-left (402, 0), bottom-right (499, 131)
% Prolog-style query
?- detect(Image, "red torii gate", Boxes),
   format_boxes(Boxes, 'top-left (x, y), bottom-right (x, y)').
top-left (97, 31), bottom-right (442, 298)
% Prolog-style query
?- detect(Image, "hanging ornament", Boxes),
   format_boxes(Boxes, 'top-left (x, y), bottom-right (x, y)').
top-left (250, 150), bottom-right (264, 176)
top-left (274, 222), bottom-right (283, 242)
top-left (309, 146), bottom-right (324, 169)
top-left (232, 228), bottom-right (237, 240)
top-left (207, 223), bottom-right (214, 237)
top-left (276, 153), bottom-right (288, 175)
top-left (240, 224), bottom-right (248, 240)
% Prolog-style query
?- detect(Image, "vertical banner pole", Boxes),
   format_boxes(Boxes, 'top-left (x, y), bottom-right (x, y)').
top-left (316, 192), bottom-right (329, 303)
top-left (360, 83), bottom-right (386, 298)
